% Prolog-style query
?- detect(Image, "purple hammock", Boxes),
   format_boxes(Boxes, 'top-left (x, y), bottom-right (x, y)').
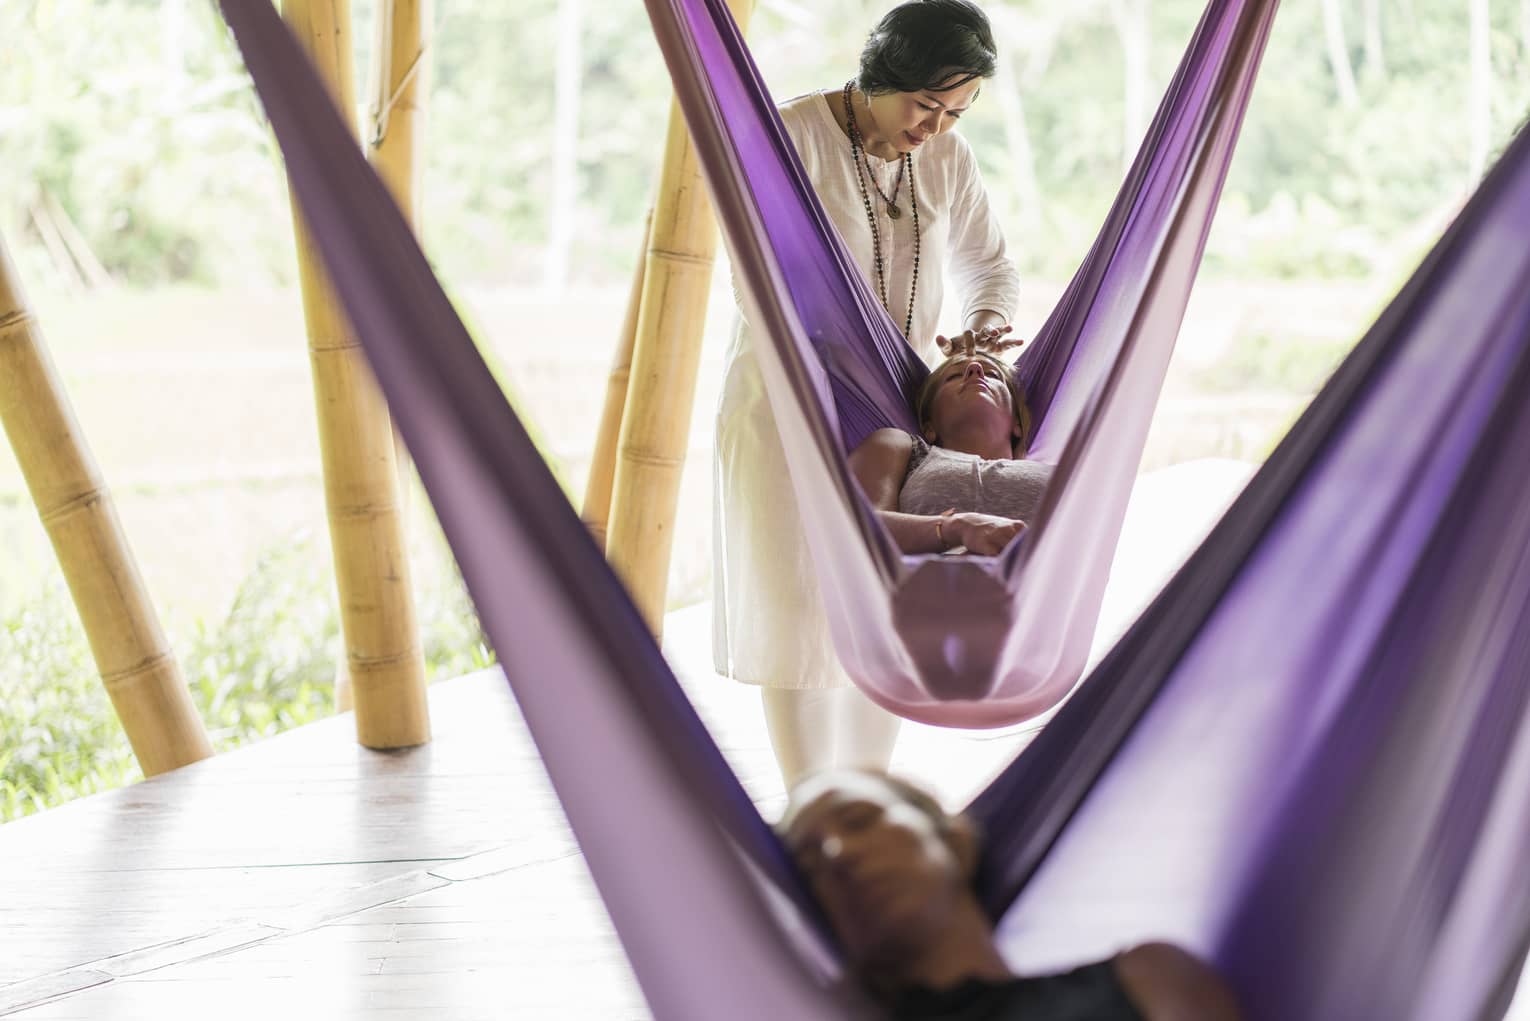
top-left (217, 0), bottom-right (1530, 1017)
top-left (639, 0), bottom-right (1278, 725)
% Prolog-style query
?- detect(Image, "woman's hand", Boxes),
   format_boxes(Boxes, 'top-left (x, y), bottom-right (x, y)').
top-left (935, 323), bottom-right (1024, 358)
top-left (948, 511), bottom-right (1026, 555)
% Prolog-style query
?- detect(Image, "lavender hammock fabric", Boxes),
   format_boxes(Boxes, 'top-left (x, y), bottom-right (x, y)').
top-left (972, 119), bottom-right (1530, 1020)
top-left (645, 0), bottom-right (1278, 725)
top-left (216, 1), bottom-right (1530, 1017)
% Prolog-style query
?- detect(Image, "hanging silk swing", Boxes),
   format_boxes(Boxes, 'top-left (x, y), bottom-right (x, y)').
top-left (644, 0), bottom-right (1279, 724)
top-left (212, 0), bottom-right (1530, 1004)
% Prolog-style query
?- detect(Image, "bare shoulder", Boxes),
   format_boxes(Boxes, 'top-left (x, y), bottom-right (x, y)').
top-left (849, 429), bottom-right (915, 509)
top-left (851, 428), bottom-right (914, 460)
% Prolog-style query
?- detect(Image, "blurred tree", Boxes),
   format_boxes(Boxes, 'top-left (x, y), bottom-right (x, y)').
top-left (1362, 0), bottom-right (1387, 80)
top-left (1472, 0), bottom-right (1493, 178)
top-left (1323, 0), bottom-right (1361, 108)
top-left (545, 0), bottom-right (584, 293)
top-left (1111, 0), bottom-right (1152, 174)
top-left (1, 0), bottom-right (1527, 289)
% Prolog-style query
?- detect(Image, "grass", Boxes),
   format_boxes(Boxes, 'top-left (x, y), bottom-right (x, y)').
top-left (1189, 331), bottom-right (1353, 396)
top-left (1, 517), bottom-right (491, 823)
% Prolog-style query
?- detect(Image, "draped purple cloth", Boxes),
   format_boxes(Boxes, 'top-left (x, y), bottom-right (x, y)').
top-left (218, 0), bottom-right (1530, 1016)
top-left (647, 0), bottom-right (1278, 724)
top-left (214, 5), bottom-right (858, 1017)
top-left (972, 120), bottom-right (1530, 1019)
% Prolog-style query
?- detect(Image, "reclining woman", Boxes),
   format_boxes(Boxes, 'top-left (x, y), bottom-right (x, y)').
top-left (850, 348), bottom-right (1051, 557)
top-left (781, 769), bottom-right (1243, 1020)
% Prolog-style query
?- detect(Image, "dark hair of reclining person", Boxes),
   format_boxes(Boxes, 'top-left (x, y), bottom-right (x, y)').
top-left (779, 770), bottom-right (1244, 1020)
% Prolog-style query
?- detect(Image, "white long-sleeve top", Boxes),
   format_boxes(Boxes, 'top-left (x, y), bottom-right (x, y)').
top-left (712, 89), bottom-right (1021, 690)
top-left (759, 90), bottom-right (1020, 361)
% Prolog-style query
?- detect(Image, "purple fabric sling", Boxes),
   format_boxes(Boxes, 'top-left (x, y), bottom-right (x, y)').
top-left (217, 0), bottom-right (1530, 1016)
top-left (646, 0), bottom-right (1278, 724)
top-left (214, 5), bottom-right (859, 1016)
top-left (975, 121), bottom-right (1530, 1020)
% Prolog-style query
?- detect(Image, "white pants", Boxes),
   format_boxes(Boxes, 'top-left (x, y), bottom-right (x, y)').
top-left (761, 686), bottom-right (902, 789)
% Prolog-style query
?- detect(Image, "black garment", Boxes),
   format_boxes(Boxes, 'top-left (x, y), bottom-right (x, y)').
top-left (889, 961), bottom-right (1146, 1020)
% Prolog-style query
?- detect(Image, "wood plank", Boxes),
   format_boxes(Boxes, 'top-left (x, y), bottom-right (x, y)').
top-left (8, 854), bottom-right (645, 1019)
top-left (0, 672), bottom-right (552, 987)
top-left (1, 605), bottom-right (1036, 1017)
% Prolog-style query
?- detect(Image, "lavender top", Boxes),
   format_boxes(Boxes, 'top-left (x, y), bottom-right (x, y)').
top-left (899, 435), bottom-right (1053, 523)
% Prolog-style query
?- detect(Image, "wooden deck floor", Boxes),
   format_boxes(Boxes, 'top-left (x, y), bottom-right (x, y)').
top-left (0, 606), bottom-right (1033, 1019)
top-left (11, 465), bottom-right (1530, 1017)
top-left (0, 666), bottom-right (637, 1019)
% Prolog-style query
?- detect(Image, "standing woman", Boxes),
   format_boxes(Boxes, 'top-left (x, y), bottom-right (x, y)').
top-left (714, 0), bottom-right (1020, 788)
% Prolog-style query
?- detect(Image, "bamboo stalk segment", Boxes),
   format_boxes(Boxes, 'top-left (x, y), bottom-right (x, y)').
top-left (367, 0), bottom-right (429, 224)
top-left (603, 0), bottom-right (756, 637)
top-left (0, 234), bottom-right (212, 776)
top-left (582, 207), bottom-right (653, 550)
top-left (366, 0), bottom-right (428, 487)
top-left (332, 0), bottom-right (434, 715)
top-left (284, 0), bottom-right (430, 748)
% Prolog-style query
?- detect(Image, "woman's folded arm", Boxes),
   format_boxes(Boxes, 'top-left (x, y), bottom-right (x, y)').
top-left (848, 428), bottom-right (1025, 555)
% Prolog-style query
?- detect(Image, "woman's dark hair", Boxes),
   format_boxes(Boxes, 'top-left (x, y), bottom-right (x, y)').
top-left (857, 0), bottom-right (999, 96)
top-left (778, 770), bottom-right (982, 880)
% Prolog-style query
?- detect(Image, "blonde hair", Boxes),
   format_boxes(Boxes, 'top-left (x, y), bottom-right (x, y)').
top-left (913, 351), bottom-right (1032, 455)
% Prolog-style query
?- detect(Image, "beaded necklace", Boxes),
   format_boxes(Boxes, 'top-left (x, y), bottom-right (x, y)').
top-left (862, 143), bottom-right (906, 218)
top-left (842, 80), bottom-right (920, 339)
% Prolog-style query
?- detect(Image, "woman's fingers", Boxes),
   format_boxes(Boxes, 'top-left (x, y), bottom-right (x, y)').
top-left (939, 327), bottom-right (1023, 358)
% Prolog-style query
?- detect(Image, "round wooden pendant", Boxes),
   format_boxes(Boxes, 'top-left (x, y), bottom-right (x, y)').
top-left (887, 203), bottom-right (902, 220)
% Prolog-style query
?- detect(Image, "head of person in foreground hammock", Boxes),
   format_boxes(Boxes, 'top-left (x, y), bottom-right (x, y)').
top-left (848, 352), bottom-right (1051, 557)
top-left (779, 769), bottom-right (1244, 1020)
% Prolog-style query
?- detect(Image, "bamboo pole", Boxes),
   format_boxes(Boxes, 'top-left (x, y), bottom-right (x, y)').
top-left (0, 233), bottom-right (212, 776)
top-left (367, 0), bottom-right (429, 223)
top-left (331, 0), bottom-right (433, 715)
top-left (366, 0), bottom-right (428, 487)
top-left (602, 0), bottom-right (756, 636)
top-left (284, 0), bottom-right (430, 748)
top-left (582, 207), bottom-right (652, 550)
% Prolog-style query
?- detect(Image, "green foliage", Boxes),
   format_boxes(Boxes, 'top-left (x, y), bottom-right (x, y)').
top-left (0, 584), bottom-right (142, 819)
top-left (178, 534), bottom-right (340, 741)
top-left (0, 525), bottom-right (494, 823)
top-left (3, 0), bottom-right (1529, 819)
top-left (0, 0), bottom-right (291, 288)
top-left (3, 0), bottom-right (1527, 289)
top-left (1191, 331), bottom-right (1352, 395)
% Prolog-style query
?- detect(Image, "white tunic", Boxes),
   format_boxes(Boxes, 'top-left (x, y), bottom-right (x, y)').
top-left (713, 90), bottom-right (1020, 689)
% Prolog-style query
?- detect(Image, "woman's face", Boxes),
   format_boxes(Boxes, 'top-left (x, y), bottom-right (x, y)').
top-left (782, 772), bottom-right (973, 968)
top-left (924, 355), bottom-right (1018, 444)
top-left (867, 74), bottom-right (982, 154)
